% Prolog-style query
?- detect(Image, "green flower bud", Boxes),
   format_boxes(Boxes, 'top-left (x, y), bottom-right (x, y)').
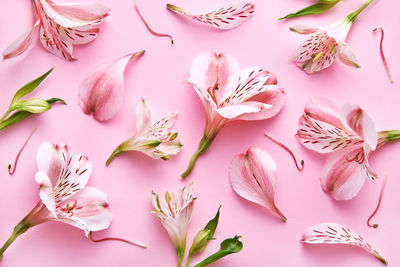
top-left (189, 229), bottom-right (211, 255)
top-left (13, 99), bottom-right (51, 113)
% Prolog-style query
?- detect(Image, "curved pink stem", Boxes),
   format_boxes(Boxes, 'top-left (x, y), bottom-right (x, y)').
top-left (8, 127), bottom-right (37, 175)
top-left (264, 133), bottom-right (304, 171)
top-left (367, 176), bottom-right (387, 228)
top-left (89, 231), bottom-right (147, 249)
top-left (134, 3), bottom-right (174, 44)
top-left (373, 28), bottom-right (394, 83)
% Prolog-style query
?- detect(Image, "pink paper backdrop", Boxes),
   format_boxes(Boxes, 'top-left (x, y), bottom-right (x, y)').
top-left (0, 0), bottom-right (399, 266)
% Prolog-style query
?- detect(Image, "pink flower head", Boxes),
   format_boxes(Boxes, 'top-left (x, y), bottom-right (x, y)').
top-left (3, 0), bottom-right (110, 60)
top-left (167, 2), bottom-right (254, 30)
top-left (296, 97), bottom-right (378, 200)
top-left (152, 183), bottom-right (196, 266)
top-left (302, 223), bottom-right (388, 265)
top-left (230, 147), bottom-right (286, 222)
top-left (182, 52), bottom-right (286, 177)
top-left (106, 98), bottom-right (183, 165)
top-left (290, 19), bottom-right (359, 74)
top-left (78, 50), bottom-right (145, 121)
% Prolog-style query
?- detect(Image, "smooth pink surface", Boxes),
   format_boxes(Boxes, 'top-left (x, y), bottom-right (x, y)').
top-left (0, 0), bottom-right (399, 267)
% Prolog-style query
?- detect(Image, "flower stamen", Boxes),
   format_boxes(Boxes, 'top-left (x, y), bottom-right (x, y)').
top-left (367, 176), bottom-right (387, 228)
top-left (8, 127), bottom-right (37, 175)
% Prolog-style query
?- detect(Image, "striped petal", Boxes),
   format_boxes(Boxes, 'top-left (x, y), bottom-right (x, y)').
top-left (167, 2), bottom-right (254, 30)
top-left (302, 223), bottom-right (388, 265)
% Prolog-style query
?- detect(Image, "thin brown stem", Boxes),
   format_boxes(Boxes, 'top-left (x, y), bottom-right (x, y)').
top-left (8, 127), bottom-right (37, 175)
top-left (134, 3), bottom-right (174, 44)
top-left (367, 176), bottom-right (387, 228)
top-left (88, 231), bottom-right (147, 248)
top-left (264, 133), bottom-right (304, 171)
top-left (373, 28), bottom-right (394, 83)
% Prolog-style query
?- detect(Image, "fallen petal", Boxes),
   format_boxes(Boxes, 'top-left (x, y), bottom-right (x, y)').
top-left (3, 21), bottom-right (40, 60)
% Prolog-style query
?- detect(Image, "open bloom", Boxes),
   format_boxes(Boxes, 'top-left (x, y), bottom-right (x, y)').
top-left (3, 0), bottom-right (110, 60)
top-left (106, 98), bottom-right (182, 165)
top-left (290, 0), bottom-right (375, 73)
top-left (0, 142), bottom-right (111, 259)
top-left (152, 183), bottom-right (196, 267)
top-left (230, 147), bottom-right (287, 222)
top-left (297, 97), bottom-right (400, 200)
top-left (182, 52), bottom-right (286, 178)
top-left (78, 51), bottom-right (145, 121)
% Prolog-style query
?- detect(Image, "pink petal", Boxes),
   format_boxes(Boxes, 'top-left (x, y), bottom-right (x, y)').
top-left (229, 147), bottom-right (286, 221)
top-left (135, 98), bottom-right (154, 136)
top-left (36, 142), bottom-right (65, 186)
top-left (302, 223), bottom-right (388, 265)
top-left (56, 186), bottom-right (112, 236)
top-left (2, 20), bottom-right (40, 60)
top-left (304, 97), bottom-right (343, 128)
top-left (167, 2), bottom-right (254, 30)
top-left (50, 2), bottom-right (110, 22)
top-left (35, 170), bottom-right (57, 217)
top-left (217, 101), bottom-right (273, 119)
top-left (320, 147), bottom-right (366, 200)
top-left (39, 24), bottom-right (75, 60)
top-left (290, 24), bottom-right (324, 34)
top-left (78, 51), bottom-right (144, 121)
top-left (338, 41), bottom-right (360, 68)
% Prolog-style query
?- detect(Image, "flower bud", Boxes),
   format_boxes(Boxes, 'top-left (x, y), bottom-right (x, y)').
top-left (189, 229), bottom-right (211, 255)
top-left (14, 99), bottom-right (51, 113)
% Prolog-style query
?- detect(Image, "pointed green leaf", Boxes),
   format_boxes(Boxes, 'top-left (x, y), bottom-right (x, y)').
top-left (204, 205), bottom-right (220, 240)
top-left (192, 236), bottom-right (243, 267)
top-left (279, 2), bottom-right (338, 20)
top-left (10, 68), bottom-right (54, 106)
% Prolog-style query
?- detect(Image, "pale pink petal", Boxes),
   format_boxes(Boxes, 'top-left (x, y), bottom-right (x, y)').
top-left (39, 24), bottom-right (75, 60)
top-left (78, 51), bottom-right (144, 121)
top-left (156, 139), bottom-right (183, 157)
top-left (148, 112), bottom-right (178, 138)
top-left (338, 41), bottom-right (360, 68)
top-left (35, 170), bottom-right (57, 217)
top-left (341, 104), bottom-right (378, 151)
top-left (290, 24), bottom-right (324, 34)
top-left (304, 97), bottom-right (343, 128)
top-left (135, 98), bottom-right (154, 136)
top-left (217, 101), bottom-right (273, 119)
top-left (167, 2), bottom-right (254, 30)
top-left (320, 147), bottom-right (366, 200)
top-left (56, 187), bottom-right (112, 236)
top-left (36, 142), bottom-right (65, 186)
top-left (229, 147), bottom-right (286, 221)
top-left (2, 21), bottom-right (40, 60)
top-left (50, 2), bottom-right (110, 22)
top-left (302, 223), bottom-right (388, 265)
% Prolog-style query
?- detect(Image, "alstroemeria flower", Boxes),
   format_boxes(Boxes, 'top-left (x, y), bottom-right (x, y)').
top-left (230, 147), bottom-right (287, 222)
top-left (297, 97), bottom-right (400, 200)
top-left (152, 183), bottom-right (196, 267)
top-left (302, 223), bottom-right (388, 265)
top-left (78, 50), bottom-right (145, 121)
top-left (0, 142), bottom-right (112, 259)
top-left (106, 98), bottom-right (183, 165)
top-left (3, 0), bottom-right (110, 60)
top-left (182, 52), bottom-right (286, 177)
top-left (167, 2), bottom-right (254, 30)
top-left (290, 0), bottom-right (375, 74)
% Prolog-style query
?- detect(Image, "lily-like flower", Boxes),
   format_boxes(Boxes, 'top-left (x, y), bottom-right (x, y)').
top-left (290, 0), bottom-right (375, 74)
top-left (106, 98), bottom-right (183, 165)
top-left (229, 147), bottom-right (287, 222)
top-left (302, 223), bottom-right (387, 265)
top-left (3, 0), bottom-right (110, 60)
top-left (167, 2), bottom-right (254, 30)
top-left (0, 142), bottom-right (112, 259)
top-left (297, 97), bottom-right (400, 200)
top-left (182, 52), bottom-right (286, 178)
top-left (78, 50), bottom-right (145, 121)
top-left (152, 183), bottom-right (196, 267)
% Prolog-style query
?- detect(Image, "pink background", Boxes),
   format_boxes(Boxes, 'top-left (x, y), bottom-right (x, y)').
top-left (0, 0), bottom-right (399, 266)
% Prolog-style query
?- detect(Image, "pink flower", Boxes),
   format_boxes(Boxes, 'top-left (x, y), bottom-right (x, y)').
top-left (182, 52), bottom-right (286, 178)
top-left (3, 0), bottom-right (110, 60)
top-left (230, 147), bottom-right (287, 222)
top-left (167, 2), bottom-right (254, 30)
top-left (0, 142), bottom-right (111, 259)
top-left (302, 222), bottom-right (388, 265)
top-left (106, 98), bottom-right (183, 165)
top-left (152, 183), bottom-right (196, 267)
top-left (78, 50), bottom-right (145, 121)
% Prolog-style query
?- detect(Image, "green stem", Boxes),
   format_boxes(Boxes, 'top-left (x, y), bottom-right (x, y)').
top-left (377, 130), bottom-right (400, 148)
top-left (105, 146), bottom-right (122, 166)
top-left (177, 247), bottom-right (185, 267)
top-left (0, 221), bottom-right (31, 259)
top-left (0, 109), bottom-right (11, 123)
top-left (346, 0), bottom-right (375, 22)
top-left (185, 252), bottom-right (193, 267)
top-left (181, 136), bottom-right (214, 178)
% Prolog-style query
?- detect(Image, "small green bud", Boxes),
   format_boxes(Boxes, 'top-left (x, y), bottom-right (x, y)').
top-left (13, 99), bottom-right (51, 113)
top-left (189, 229), bottom-right (211, 255)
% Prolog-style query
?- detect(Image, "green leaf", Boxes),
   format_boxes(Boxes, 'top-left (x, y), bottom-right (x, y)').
top-left (10, 68), bottom-right (54, 106)
top-left (192, 236), bottom-right (243, 267)
top-left (279, 2), bottom-right (338, 20)
top-left (204, 205), bottom-right (220, 240)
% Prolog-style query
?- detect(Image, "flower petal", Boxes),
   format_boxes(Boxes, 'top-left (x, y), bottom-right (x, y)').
top-left (229, 147), bottom-right (286, 221)
top-left (320, 147), bottom-right (366, 200)
top-left (147, 112), bottom-right (178, 139)
top-left (217, 101), bottom-right (273, 119)
top-left (302, 223), bottom-right (388, 265)
top-left (56, 186), bottom-right (112, 236)
top-left (2, 21), bottom-right (40, 60)
top-left (338, 41), bottom-right (360, 68)
top-left (35, 170), bottom-right (57, 217)
top-left (36, 142), bottom-right (65, 186)
top-left (49, 2), bottom-right (110, 22)
top-left (39, 24), bottom-right (75, 60)
top-left (167, 2), bottom-right (254, 30)
top-left (290, 24), bottom-right (324, 34)
top-left (135, 98), bottom-right (153, 136)
top-left (78, 51), bottom-right (144, 121)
